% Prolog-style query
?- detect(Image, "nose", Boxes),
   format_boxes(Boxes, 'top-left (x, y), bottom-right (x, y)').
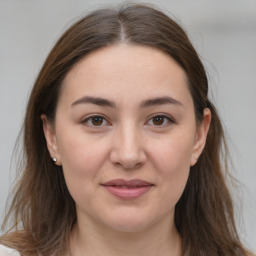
top-left (110, 123), bottom-right (147, 169)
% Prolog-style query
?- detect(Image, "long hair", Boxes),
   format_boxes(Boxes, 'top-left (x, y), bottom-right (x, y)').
top-left (0, 4), bottom-right (249, 256)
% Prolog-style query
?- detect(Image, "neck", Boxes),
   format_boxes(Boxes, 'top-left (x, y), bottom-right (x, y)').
top-left (69, 215), bottom-right (182, 256)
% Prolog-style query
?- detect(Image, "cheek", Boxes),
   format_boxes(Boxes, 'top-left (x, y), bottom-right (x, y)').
top-left (150, 132), bottom-right (194, 173)
top-left (57, 136), bottom-right (111, 211)
top-left (56, 129), bottom-right (111, 191)
top-left (149, 132), bottom-right (194, 199)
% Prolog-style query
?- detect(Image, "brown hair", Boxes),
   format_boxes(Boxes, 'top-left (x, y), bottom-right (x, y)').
top-left (0, 3), bottom-right (250, 256)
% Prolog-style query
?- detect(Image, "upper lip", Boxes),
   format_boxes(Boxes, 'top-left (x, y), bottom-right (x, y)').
top-left (101, 179), bottom-right (154, 187)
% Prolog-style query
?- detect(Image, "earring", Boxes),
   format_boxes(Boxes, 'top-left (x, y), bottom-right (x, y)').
top-left (52, 157), bottom-right (57, 163)
top-left (194, 155), bottom-right (198, 160)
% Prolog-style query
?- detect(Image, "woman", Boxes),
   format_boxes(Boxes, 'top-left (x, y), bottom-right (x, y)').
top-left (0, 3), bottom-right (253, 256)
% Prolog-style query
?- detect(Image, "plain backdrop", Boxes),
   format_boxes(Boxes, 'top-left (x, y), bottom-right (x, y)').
top-left (0, 0), bottom-right (255, 251)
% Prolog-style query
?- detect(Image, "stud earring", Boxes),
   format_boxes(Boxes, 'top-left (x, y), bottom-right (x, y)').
top-left (194, 155), bottom-right (198, 160)
top-left (52, 157), bottom-right (57, 163)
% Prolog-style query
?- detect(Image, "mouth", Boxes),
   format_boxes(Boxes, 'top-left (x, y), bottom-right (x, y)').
top-left (101, 179), bottom-right (154, 199)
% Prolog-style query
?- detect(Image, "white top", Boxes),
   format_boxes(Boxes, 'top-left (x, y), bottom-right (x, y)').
top-left (0, 245), bottom-right (20, 256)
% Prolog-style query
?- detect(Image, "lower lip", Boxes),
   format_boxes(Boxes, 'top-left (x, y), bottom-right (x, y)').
top-left (103, 185), bottom-right (153, 199)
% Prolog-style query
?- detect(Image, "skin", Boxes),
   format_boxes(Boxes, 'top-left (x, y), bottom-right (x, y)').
top-left (42, 44), bottom-right (211, 256)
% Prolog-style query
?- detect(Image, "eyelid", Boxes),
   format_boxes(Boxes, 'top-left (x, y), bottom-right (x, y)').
top-left (81, 114), bottom-right (111, 127)
top-left (80, 113), bottom-right (175, 127)
top-left (146, 113), bottom-right (175, 126)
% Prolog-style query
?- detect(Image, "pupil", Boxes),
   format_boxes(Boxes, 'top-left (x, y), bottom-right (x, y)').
top-left (153, 116), bottom-right (164, 125)
top-left (92, 117), bottom-right (103, 126)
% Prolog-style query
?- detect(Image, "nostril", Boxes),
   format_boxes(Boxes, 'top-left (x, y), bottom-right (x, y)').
top-left (110, 151), bottom-right (146, 170)
top-left (114, 160), bottom-right (143, 170)
top-left (109, 130), bottom-right (147, 169)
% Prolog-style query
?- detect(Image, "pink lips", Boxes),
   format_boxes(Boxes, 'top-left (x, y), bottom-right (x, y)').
top-left (101, 179), bottom-right (154, 199)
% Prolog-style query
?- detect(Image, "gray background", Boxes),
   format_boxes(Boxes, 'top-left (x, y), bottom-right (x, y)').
top-left (0, 0), bottom-right (255, 251)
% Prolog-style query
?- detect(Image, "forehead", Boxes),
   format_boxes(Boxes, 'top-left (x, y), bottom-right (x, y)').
top-left (60, 44), bottom-right (192, 105)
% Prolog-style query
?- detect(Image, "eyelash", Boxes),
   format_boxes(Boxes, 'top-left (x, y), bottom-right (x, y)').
top-left (82, 115), bottom-right (110, 127)
top-left (146, 114), bottom-right (174, 127)
top-left (81, 114), bottom-right (174, 128)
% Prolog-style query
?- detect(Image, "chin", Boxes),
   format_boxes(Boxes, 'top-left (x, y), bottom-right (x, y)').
top-left (107, 220), bottom-right (150, 233)
top-left (100, 210), bottom-right (158, 233)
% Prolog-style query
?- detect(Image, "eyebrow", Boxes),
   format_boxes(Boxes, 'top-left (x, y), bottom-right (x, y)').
top-left (71, 96), bottom-right (116, 108)
top-left (140, 96), bottom-right (183, 108)
top-left (71, 96), bottom-right (183, 108)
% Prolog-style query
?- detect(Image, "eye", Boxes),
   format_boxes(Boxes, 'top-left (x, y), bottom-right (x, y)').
top-left (82, 115), bottom-right (109, 127)
top-left (147, 115), bottom-right (174, 126)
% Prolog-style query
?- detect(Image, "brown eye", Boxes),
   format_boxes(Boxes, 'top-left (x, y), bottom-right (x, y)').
top-left (152, 116), bottom-right (165, 125)
top-left (82, 115), bottom-right (108, 127)
top-left (147, 115), bottom-right (173, 127)
top-left (91, 116), bottom-right (104, 126)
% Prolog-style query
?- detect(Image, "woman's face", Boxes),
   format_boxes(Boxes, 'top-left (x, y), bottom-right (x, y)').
top-left (43, 45), bottom-right (210, 233)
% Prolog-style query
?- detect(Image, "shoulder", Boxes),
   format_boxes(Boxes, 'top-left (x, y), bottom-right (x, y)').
top-left (0, 245), bottom-right (20, 256)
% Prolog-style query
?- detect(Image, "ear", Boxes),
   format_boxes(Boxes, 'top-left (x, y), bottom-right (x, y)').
top-left (41, 114), bottom-right (61, 166)
top-left (190, 108), bottom-right (211, 166)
